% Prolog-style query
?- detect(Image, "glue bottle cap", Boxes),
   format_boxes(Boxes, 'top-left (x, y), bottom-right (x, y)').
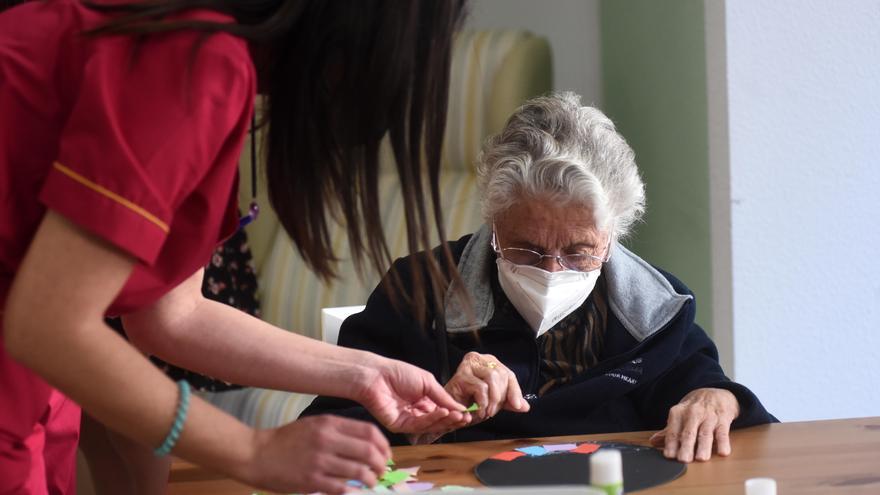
top-left (590, 449), bottom-right (623, 486)
top-left (745, 477), bottom-right (777, 495)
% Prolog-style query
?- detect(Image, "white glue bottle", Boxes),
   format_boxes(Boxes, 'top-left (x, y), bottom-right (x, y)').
top-left (745, 477), bottom-right (777, 495)
top-left (590, 449), bottom-right (623, 495)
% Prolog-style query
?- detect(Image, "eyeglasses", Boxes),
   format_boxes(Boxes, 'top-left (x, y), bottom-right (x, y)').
top-left (491, 226), bottom-right (611, 272)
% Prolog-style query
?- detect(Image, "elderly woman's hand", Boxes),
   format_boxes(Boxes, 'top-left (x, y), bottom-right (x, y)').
top-left (649, 387), bottom-right (740, 463)
top-left (445, 352), bottom-right (530, 422)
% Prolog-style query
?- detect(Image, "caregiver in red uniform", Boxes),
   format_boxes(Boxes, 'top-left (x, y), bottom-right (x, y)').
top-left (0, 1), bottom-right (471, 494)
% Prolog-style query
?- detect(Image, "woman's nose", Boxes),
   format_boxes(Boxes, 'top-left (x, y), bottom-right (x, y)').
top-left (538, 256), bottom-right (566, 273)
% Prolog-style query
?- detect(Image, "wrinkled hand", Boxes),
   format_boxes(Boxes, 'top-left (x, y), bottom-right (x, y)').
top-left (650, 387), bottom-right (740, 462)
top-left (356, 356), bottom-right (471, 434)
top-left (247, 415), bottom-right (390, 495)
top-left (445, 352), bottom-right (530, 423)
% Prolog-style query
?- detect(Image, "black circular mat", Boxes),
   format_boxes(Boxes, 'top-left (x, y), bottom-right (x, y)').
top-left (474, 441), bottom-right (685, 492)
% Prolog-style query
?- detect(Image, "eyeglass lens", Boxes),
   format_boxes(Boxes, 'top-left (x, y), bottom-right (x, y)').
top-left (501, 248), bottom-right (602, 271)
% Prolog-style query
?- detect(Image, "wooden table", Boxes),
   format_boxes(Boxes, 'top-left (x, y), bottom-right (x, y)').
top-left (168, 416), bottom-right (880, 494)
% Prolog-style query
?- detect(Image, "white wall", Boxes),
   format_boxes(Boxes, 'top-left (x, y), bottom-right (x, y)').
top-left (713, 0), bottom-right (880, 422)
top-left (466, 0), bottom-right (603, 105)
top-left (705, 0), bottom-right (734, 374)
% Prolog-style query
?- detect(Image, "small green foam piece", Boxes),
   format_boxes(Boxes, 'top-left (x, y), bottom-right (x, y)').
top-left (464, 402), bottom-right (479, 412)
top-left (386, 458), bottom-right (395, 467)
top-left (379, 469), bottom-right (410, 487)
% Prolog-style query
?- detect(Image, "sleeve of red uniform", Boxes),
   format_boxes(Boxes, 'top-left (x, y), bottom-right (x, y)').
top-left (40, 33), bottom-right (254, 265)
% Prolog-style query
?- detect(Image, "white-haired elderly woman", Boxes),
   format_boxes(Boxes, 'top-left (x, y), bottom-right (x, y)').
top-left (302, 92), bottom-right (776, 463)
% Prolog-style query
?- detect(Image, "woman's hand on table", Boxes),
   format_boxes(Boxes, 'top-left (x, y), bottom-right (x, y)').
top-left (649, 387), bottom-right (740, 463)
top-left (246, 415), bottom-right (389, 495)
top-left (354, 355), bottom-right (473, 434)
top-left (444, 352), bottom-right (530, 423)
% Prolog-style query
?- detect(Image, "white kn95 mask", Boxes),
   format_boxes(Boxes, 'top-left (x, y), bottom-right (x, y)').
top-left (496, 258), bottom-right (600, 337)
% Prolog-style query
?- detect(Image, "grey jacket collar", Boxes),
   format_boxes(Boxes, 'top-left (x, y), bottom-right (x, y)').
top-left (443, 224), bottom-right (692, 342)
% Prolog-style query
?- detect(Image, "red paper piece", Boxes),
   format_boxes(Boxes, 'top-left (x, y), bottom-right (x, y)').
top-left (490, 450), bottom-right (527, 461)
top-left (571, 443), bottom-right (601, 454)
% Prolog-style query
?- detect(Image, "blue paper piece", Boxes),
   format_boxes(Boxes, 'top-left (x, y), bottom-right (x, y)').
top-left (515, 445), bottom-right (549, 456)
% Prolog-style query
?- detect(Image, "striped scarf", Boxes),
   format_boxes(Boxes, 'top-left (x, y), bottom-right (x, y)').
top-left (536, 274), bottom-right (608, 396)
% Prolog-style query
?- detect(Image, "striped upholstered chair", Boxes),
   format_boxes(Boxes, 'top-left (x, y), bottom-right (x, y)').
top-left (205, 30), bottom-right (553, 427)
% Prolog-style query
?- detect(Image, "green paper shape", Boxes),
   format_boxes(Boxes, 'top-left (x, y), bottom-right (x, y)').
top-left (464, 402), bottom-right (479, 412)
top-left (379, 469), bottom-right (410, 487)
top-left (386, 458), bottom-right (395, 467)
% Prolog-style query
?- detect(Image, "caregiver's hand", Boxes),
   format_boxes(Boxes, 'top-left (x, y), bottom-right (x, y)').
top-left (355, 355), bottom-right (472, 434)
top-left (445, 352), bottom-right (530, 422)
top-left (649, 387), bottom-right (740, 463)
top-left (247, 415), bottom-right (390, 495)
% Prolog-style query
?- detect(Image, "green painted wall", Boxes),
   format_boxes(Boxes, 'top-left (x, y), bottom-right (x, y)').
top-left (600, 0), bottom-right (713, 331)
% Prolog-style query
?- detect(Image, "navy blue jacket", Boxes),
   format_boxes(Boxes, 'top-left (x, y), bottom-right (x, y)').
top-left (302, 227), bottom-right (777, 445)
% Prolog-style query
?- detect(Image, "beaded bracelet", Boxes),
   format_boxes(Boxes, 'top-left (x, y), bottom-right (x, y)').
top-left (154, 380), bottom-right (191, 457)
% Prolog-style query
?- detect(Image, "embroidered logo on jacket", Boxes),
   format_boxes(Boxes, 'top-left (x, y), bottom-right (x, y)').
top-left (604, 358), bottom-right (644, 385)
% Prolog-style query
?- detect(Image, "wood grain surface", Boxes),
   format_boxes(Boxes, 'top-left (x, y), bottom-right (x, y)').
top-left (168, 416), bottom-right (880, 494)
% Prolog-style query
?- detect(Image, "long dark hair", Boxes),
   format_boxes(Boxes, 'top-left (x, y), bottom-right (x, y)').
top-left (83, 0), bottom-right (469, 325)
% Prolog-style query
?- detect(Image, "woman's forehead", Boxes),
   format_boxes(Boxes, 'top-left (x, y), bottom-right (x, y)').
top-left (495, 200), bottom-right (605, 247)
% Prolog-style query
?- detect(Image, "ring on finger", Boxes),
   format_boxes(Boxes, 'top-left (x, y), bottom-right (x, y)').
top-left (484, 361), bottom-right (498, 369)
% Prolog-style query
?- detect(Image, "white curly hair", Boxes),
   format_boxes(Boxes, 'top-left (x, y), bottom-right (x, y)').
top-left (477, 92), bottom-right (646, 239)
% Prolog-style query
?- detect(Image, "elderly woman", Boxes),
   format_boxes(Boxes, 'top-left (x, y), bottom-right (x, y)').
top-left (302, 93), bottom-right (775, 463)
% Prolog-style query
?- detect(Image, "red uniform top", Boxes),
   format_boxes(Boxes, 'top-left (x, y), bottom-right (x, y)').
top-left (0, 0), bottom-right (256, 316)
top-left (0, 3), bottom-right (255, 491)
